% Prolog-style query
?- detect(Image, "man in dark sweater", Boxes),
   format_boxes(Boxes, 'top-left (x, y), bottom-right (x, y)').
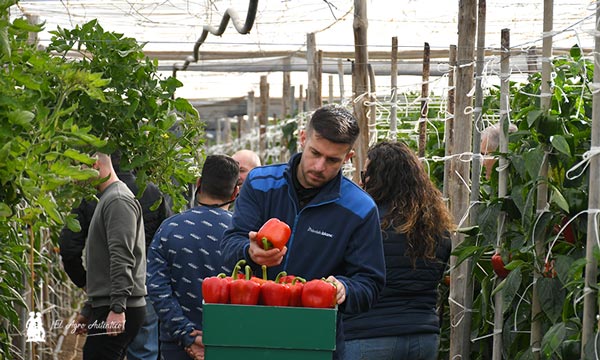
top-left (60, 151), bottom-right (171, 360)
top-left (74, 152), bottom-right (147, 360)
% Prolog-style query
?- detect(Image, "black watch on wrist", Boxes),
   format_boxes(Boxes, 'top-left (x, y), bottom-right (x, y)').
top-left (111, 304), bottom-right (125, 314)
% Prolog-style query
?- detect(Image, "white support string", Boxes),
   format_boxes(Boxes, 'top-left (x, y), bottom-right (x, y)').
top-left (566, 146), bottom-right (600, 180)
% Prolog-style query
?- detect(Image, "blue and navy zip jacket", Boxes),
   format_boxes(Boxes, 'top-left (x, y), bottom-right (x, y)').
top-left (221, 153), bottom-right (386, 355)
top-left (146, 206), bottom-right (233, 348)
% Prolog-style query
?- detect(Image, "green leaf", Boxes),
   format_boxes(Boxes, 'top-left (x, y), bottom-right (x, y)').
top-left (456, 225), bottom-right (479, 236)
top-left (0, 202), bottom-right (12, 217)
top-left (0, 25), bottom-right (10, 59)
top-left (550, 189), bottom-right (570, 213)
top-left (12, 18), bottom-right (44, 33)
top-left (65, 214), bottom-right (82, 232)
top-left (538, 277), bottom-right (566, 322)
top-left (523, 146), bottom-right (545, 180)
top-left (451, 245), bottom-right (480, 267)
top-left (63, 149), bottom-right (96, 165)
top-left (550, 135), bottom-right (571, 156)
top-left (7, 110), bottom-right (35, 128)
top-left (490, 268), bottom-right (521, 313)
top-left (38, 194), bottom-right (62, 223)
top-left (527, 109), bottom-right (542, 128)
top-left (570, 45), bottom-right (582, 60)
top-left (50, 162), bottom-right (98, 180)
top-left (541, 322), bottom-right (566, 358)
top-left (503, 259), bottom-right (525, 271)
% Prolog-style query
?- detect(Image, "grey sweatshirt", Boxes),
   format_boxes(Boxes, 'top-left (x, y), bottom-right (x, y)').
top-left (85, 181), bottom-right (146, 310)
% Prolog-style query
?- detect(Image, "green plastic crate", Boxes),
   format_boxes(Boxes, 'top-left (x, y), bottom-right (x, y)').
top-left (203, 303), bottom-right (337, 360)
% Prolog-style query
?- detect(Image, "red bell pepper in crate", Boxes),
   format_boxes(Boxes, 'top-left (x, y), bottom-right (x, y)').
top-left (261, 271), bottom-right (292, 307)
top-left (202, 273), bottom-right (231, 304)
top-left (230, 265), bottom-right (261, 305)
top-left (287, 276), bottom-right (306, 307)
top-left (202, 259), bottom-right (246, 304)
top-left (302, 278), bottom-right (337, 308)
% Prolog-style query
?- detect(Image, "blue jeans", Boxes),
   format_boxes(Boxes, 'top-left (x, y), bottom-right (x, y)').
top-left (344, 334), bottom-right (439, 360)
top-left (126, 300), bottom-right (159, 360)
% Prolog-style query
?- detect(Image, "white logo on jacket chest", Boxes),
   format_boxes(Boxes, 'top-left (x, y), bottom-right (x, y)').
top-left (307, 226), bottom-right (333, 238)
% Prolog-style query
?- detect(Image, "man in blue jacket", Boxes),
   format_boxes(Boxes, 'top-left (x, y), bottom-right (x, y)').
top-left (221, 105), bottom-right (386, 359)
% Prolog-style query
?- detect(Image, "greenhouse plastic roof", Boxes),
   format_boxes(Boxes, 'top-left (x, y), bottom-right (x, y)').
top-left (10, 0), bottom-right (598, 100)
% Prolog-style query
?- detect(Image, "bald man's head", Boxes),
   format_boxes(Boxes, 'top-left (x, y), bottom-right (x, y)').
top-left (232, 149), bottom-right (261, 186)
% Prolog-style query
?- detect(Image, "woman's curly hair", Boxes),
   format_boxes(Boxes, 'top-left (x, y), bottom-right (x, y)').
top-left (364, 141), bottom-right (455, 265)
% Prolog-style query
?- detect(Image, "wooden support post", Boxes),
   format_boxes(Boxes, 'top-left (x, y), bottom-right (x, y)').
top-left (390, 36), bottom-right (398, 141)
top-left (418, 42), bottom-right (430, 158)
top-left (352, 0), bottom-right (370, 182)
top-left (298, 84), bottom-right (305, 114)
top-left (442, 44), bottom-right (456, 201)
top-left (492, 27), bottom-right (510, 360)
top-left (283, 57), bottom-right (291, 118)
top-left (449, 0), bottom-right (477, 358)
top-left (259, 75), bottom-right (269, 163)
top-left (307, 33), bottom-right (320, 111)
top-left (533, 1), bottom-right (553, 357)
top-left (582, 3), bottom-right (600, 356)
top-left (328, 75), bottom-right (334, 104)
top-left (247, 90), bottom-right (255, 133)
top-left (338, 59), bottom-right (345, 102)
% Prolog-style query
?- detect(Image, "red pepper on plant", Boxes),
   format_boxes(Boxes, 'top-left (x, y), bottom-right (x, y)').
top-left (552, 216), bottom-right (576, 244)
top-left (543, 259), bottom-right (558, 278)
top-left (491, 252), bottom-right (511, 279)
top-left (230, 265), bottom-right (261, 305)
top-left (260, 271), bottom-right (292, 307)
top-left (301, 278), bottom-right (337, 308)
top-left (256, 218), bottom-right (291, 250)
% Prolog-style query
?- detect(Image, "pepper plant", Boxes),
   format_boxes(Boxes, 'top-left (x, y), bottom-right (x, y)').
top-left (0, 1), bottom-right (203, 357)
top-left (449, 45), bottom-right (596, 359)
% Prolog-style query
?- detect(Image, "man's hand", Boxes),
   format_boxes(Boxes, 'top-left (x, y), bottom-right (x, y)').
top-left (248, 231), bottom-right (287, 267)
top-left (106, 311), bottom-right (126, 336)
top-left (185, 329), bottom-right (205, 360)
top-left (74, 313), bottom-right (89, 335)
top-left (326, 276), bottom-right (346, 304)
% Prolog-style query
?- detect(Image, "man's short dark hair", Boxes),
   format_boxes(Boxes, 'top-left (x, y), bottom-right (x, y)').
top-left (307, 105), bottom-right (359, 145)
top-left (200, 155), bottom-right (240, 200)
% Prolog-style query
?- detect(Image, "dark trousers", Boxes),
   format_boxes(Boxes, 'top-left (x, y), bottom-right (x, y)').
top-left (83, 305), bottom-right (146, 360)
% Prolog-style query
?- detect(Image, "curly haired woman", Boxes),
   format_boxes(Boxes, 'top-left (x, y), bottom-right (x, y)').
top-left (343, 141), bottom-right (454, 360)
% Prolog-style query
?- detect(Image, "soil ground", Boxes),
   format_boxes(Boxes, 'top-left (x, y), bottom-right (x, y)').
top-left (54, 331), bottom-right (84, 360)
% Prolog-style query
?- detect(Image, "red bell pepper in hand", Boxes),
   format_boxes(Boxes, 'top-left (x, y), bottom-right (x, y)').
top-left (491, 253), bottom-right (511, 278)
top-left (287, 276), bottom-right (306, 307)
top-left (260, 271), bottom-right (292, 307)
top-left (256, 218), bottom-right (291, 250)
top-left (230, 265), bottom-right (261, 305)
top-left (202, 273), bottom-right (231, 304)
top-left (301, 278), bottom-right (337, 308)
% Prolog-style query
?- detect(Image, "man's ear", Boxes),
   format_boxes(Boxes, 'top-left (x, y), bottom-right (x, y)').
top-left (344, 149), bottom-right (355, 162)
top-left (231, 185), bottom-right (240, 200)
top-left (195, 178), bottom-right (201, 190)
top-left (299, 129), bottom-right (306, 149)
